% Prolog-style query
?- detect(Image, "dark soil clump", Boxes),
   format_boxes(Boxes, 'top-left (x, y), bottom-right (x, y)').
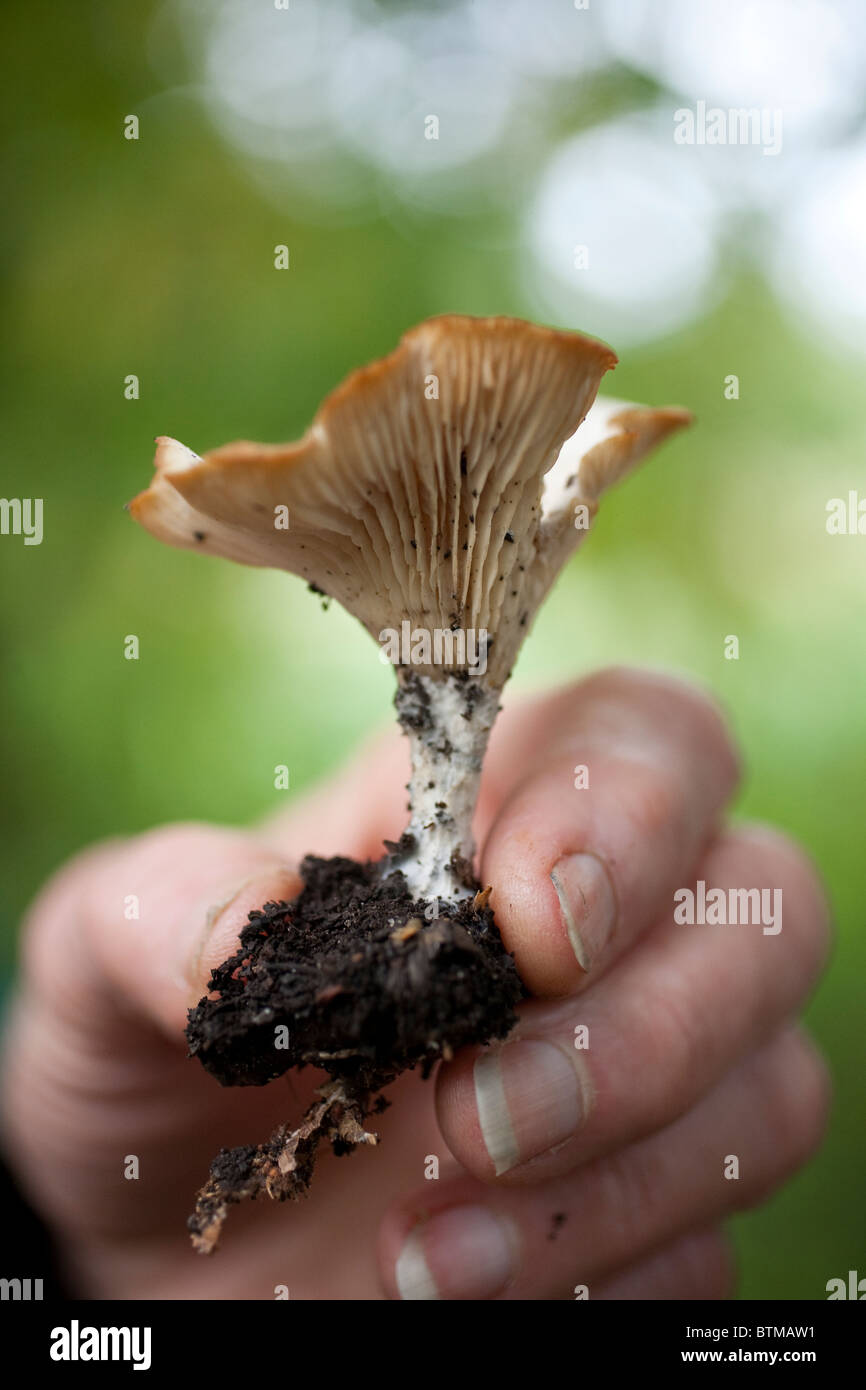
top-left (186, 853), bottom-right (521, 1090)
top-left (185, 853), bottom-right (523, 1252)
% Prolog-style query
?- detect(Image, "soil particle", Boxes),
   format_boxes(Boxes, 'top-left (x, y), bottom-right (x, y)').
top-left (548, 1211), bottom-right (567, 1241)
top-left (395, 671), bottom-right (433, 734)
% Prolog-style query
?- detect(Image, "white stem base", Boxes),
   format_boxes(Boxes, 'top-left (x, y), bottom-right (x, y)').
top-left (393, 676), bottom-right (501, 903)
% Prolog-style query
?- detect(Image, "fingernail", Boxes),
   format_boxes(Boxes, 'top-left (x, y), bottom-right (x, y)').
top-left (474, 1040), bottom-right (588, 1175)
top-left (183, 877), bottom-right (259, 988)
top-left (183, 866), bottom-right (299, 992)
top-left (395, 1206), bottom-right (517, 1300)
top-left (550, 851), bottom-right (616, 972)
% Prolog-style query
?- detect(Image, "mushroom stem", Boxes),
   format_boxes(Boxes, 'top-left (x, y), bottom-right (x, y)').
top-left (393, 673), bottom-right (501, 903)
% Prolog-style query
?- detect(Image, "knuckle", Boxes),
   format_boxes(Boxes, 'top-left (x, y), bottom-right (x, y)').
top-left (594, 1144), bottom-right (667, 1256)
top-left (593, 666), bottom-right (739, 768)
top-left (704, 1232), bottom-right (739, 1299)
top-left (126, 820), bottom-right (231, 860)
top-left (744, 1031), bottom-right (831, 1207)
top-left (645, 977), bottom-right (704, 1084)
top-left (651, 672), bottom-right (741, 791)
top-left (726, 824), bottom-right (833, 973)
top-left (776, 1032), bottom-right (832, 1166)
top-left (621, 762), bottom-right (680, 843)
top-left (676, 1229), bottom-right (738, 1300)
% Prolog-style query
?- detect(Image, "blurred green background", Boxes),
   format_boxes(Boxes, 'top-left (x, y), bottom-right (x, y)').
top-left (1, 0), bottom-right (863, 1299)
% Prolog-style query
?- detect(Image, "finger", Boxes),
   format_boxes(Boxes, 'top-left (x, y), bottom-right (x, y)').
top-left (436, 823), bottom-right (830, 1181)
top-left (3, 827), bottom-right (306, 1239)
top-left (593, 1227), bottom-right (736, 1301)
top-left (257, 728), bottom-right (410, 864)
top-left (479, 666), bottom-right (740, 996)
top-left (18, 823), bottom-right (302, 1040)
top-left (380, 1026), bottom-right (829, 1299)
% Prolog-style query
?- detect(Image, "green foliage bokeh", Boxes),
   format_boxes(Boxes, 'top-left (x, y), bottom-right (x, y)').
top-left (1, 1), bottom-right (863, 1300)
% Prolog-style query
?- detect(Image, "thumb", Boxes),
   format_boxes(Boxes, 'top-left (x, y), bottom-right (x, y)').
top-left (19, 822), bottom-right (304, 1043)
top-left (3, 827), bottom-right (307, 1246)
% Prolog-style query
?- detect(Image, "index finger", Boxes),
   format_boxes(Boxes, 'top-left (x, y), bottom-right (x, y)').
top-left (478, 666), bottom-right (740, 996)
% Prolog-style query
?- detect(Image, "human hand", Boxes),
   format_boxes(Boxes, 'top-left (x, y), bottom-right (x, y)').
top-left (0, 668), bottom-right (830, 1300)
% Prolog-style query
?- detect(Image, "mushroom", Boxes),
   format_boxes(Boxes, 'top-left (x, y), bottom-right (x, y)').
top-left (130, 315), bottom-right (691, 1248)
top-left (132, 316), bottom-right (689, 901)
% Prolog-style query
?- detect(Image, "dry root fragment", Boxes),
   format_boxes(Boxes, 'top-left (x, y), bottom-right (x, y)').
top-left (188, 1079), bottom-right (377, 1255)
top-left (390, 917), bottom-right (423, 943)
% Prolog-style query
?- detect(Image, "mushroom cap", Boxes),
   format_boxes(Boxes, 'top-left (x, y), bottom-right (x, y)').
top-left (130, 315), bottom-right (690, 685)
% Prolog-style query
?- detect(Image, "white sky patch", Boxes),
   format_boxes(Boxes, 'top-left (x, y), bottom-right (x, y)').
top-left (603, 0), bottom-right (866, 142)
top-left (468, 0), bottom-right (610, 79)
top-left (525, 119), bottom-right (722, 345)
top-left (769, 142), bottom-right (866, 357)
top-left (163, 0), bottom-right (866, 340)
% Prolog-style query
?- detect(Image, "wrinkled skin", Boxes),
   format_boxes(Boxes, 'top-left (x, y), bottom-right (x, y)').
top-left (1, 669), bottom-right (830, 1300)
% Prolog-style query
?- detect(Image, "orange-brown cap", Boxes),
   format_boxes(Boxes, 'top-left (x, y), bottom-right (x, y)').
top-left (129, 315), bottom-right (690, 684)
